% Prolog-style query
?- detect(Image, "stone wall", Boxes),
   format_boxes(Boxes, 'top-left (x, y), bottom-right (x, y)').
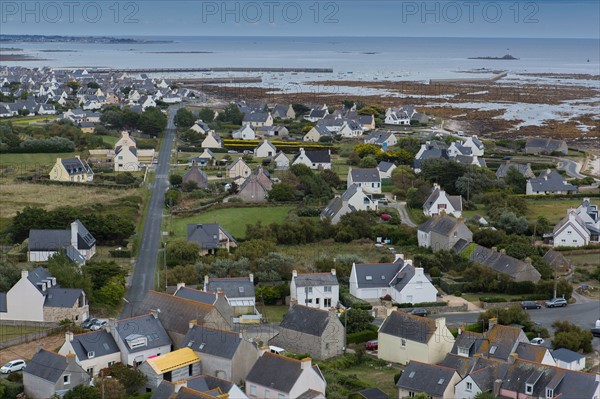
top-left (43, 304), bottom-right (89, 323)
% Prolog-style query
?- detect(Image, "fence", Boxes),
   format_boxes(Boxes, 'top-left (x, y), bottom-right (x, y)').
top-left (0, 322), bottom-right (61, 350)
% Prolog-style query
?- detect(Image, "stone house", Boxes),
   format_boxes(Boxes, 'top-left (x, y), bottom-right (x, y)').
top-left (417, 215), bottom-right (473, 252)
top-left (203, 275), bottom-right (257, 317)
top-left (24, 349), bottom-right (90, 399)
top-left (237, 167), bottom-right (273, 202)
top-left (49, 156), bottom-right (94, 182)
top-left (182, 160), bottom-right (209, 189)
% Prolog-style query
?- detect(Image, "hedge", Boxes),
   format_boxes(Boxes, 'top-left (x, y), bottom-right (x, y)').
top-left (109, 249), bottom-right (131, 258)
top-left (346, 329), bottom-right (378, 344)
top-left (440, 277), bottom-right (468, 294)
top-left (479, 297), bottom-right (508, 303)
top-left (394, 301), bottom-right (449, 308)
top-left (340, 292), bottom-right (373, 310)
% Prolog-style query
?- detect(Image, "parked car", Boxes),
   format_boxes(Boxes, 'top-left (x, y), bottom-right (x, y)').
top-left (545, 297), bottom-right (568, 308)
top-left (1, 359), bottom-right (26, 374)
top-left (530, 337), bottom-right (545, 345)
top-left (501, 156), bottom-right (512, 160)
top-left (521, 301), bottom-right (542, 310)
top-left (364, 340), bottom-right (378, 351)
top-left (90, 320), bottom-right (108, 331)
top-left (408, 308), bottom-right (428, 317)
top-left (591, 328), bottom-right (600, 337)
top-left (81, 317), bottom-right (98, 329)
top-left (381, 213), bottom-right (392, 221)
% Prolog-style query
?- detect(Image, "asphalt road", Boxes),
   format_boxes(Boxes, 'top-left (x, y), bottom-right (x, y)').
top-left (121, 106), bottom-right (178, 318)
top-left (384, 200), bottom-right (417, 228)
top-left (558, 158), bottom-right (586, 179)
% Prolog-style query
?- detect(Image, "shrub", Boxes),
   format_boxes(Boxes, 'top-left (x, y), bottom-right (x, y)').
top-left (479, 297), bottom-right (508, 303)
top-left (454, 291), bottom-right (462, 297)
top-left (340, 292), bottom-right (372, 310)
top-left (346, 328), bottom-right (378, 344)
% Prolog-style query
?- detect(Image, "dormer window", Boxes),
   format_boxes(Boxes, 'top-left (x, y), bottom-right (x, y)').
top-left (87, 351), bottom-right (95, 359)
top-left (239, 286), bottom-right (244, 293)
top-left (546, 388), bottom-right (554, 398)
top-left (366, 276), bottom-right (373, 281)
top-left (458, 347), bottom-right (469, 357)
top-left (526, 384), bottom-right (533, 394)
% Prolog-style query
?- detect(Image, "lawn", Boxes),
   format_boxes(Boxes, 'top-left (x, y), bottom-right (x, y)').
top-left (319, 356), bottom-right (399, 397)
top-left (0, 152), bottom-right (80, 168)
top-left (171, 206), bottom-right (295, 240)
top-left (98, 135), bottom-right (119, 146)
top-left (461, 292), bottom-right (528, 303)
top-left (565, 252), bottom-right (600, 267)
top-left (9, 115), bottom-right (58, 125)
top-left (0, 324), bottom-right (46, 341)
top-left (525, 198), bottom-right (585, 224)
top-left (260, 305), bottom-right (288, 323)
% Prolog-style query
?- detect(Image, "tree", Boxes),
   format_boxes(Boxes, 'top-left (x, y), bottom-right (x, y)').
top-left (216, 103), bottom-right (243, 125)
top-left (552, 320), bottom-right (593, 353)
top-left (495, 211), bottom-right (529, 235)
top-left (169, 174), bottom-right (183, 186)
top-left (87, 82), bottom-right (100, 89)
top-left (420, 159), bottom-right (466, 194)
top-left (182, 181), bottom-right (198, 192)
top-left (66, 80), bottom-right (80, 93)
top-left (167, 264), bottom-right (200, 285)
top-left (320, 169), bottom-right (342, 188)
top-left (0, 262), bottom-right (24, 292)
top-left (103, 363), bottom-right (147, 396)
top-left (100, 110), bottom-right (125, 129)
top-left (505, 167), bottom-right (527, 194)
top-left (95, 377), bottom-right (126, 399)
top-left (354, 143), bottom-right (380, 158)
top-left (84, 261), bottom-right (126, 290)
top-left (198, 108), bottom-right (215, 122)
top-left (339, 309), bottom-right (374, 334)
top-left (166, 239), bottom-right (201, 267)
top-left (96, 276), bottom-right (126, 307)
top-left (292, 103), bottom-right (311, 117)
top-left (138, 107), bottom-right (167, 136)
top-left (268, 183), bottom-right (296, 201)
top-left (174, 108), bottom-right (195, 129)
top-left (64, 385), bottom-right (100, 399)
top-left (359, 155), bottom-right (377, 168)
top-left (46, 253), bottom-right (93, 296)
top-left (474, 393), bottom-right (496, 399)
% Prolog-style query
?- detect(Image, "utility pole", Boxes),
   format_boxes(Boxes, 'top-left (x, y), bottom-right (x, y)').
top-left (553, 266), bottom-right (558, 299)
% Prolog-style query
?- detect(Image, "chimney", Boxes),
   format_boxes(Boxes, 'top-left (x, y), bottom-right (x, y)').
top-left (239, 329), bottom-right (246, 340)
top-left (331, 269), bottom-right (336, 276)
top-left (415, 267), bottom-right (425, 276)
top-left (508, 353), bottom-right (518, 364)
top-left (394, 254), bottom-right (404, 263)
top-left (51, 277), bottom-right (57, 286)
top-left (174, 380), bottom-right (187, 393)
top-left (300, 357), bottom-right (312, 370)
top-left (249, 273), bottom-right (254, 283)
top-left (66, 331), bottom-right (74, 342)
top-left (435, 317), bottom-right (446, 330)
top-left (292, 270), bottom-right (298, 278)
top-left (491, 247), bottom-right (497, 252)
top-left (21, 270), bottom-right (29, 279)
top-left (493, 379), bottom-right (503, 397)
top-left (488, 318), bottom-right (497, 330)
top-left (458, 325), bottom-right (464, 335)
top-left (259, 346), bottom-right (269, 356)
top-left (204, 275), bottom-right (209, 287)
top-left (150, 309), bottom-right (159, 319)
top-left (65, 352), bottom-right (76, 364)
top-left (70, 221), bottom-right (78, 248)
top-left (41, 282), bottom-right (47, 292)
top-left (176, 282), bottom-right (186, 291)
top-left (525, 257), bottom-right (532, 265)
top-left (299, 147), bottom-right (305, 153)
top-left (188, 320), bottom-right (197, 330)
top-left (499, 248), bottom-right (506, 255)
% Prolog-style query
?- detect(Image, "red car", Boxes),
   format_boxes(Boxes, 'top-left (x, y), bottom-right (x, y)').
top-left (381, 214), bottom-right (392, 221)
top-left (365, 340), bottom-right (378, 351)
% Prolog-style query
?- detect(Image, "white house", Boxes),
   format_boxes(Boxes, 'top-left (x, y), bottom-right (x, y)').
top-left (364, 131), bottom-right (397, 148)
top-left (191, 121), bottom-right (210, 134)
top-left (320, 184), bottom-right (378, 224)
top-left (253, 140), bottom-right (277, 158)
top-left (292, 148), bottom-right (332, 170)
top-left (227, 157), bottom-right (252, 183)
top-left (463, 135), bottom-right (485, 157)
top-left (423, 184), bottom-right (463, 218)
top-left (58, 330), bottom-right (120, 377)
top-left (526, 170), bottom-right (578, 195)
top-left (552, 348), bottom-right (586, 371)
top-left (201, 131), bottom-right (223, 149)
top-left (377, 161), bottom-right (397, 179)
top-left (273, 151), bottom-right (290, 170)
top-left (338, 121), bottom-right (363, 138)
top-left (290, 270), bottom-right (339, 310)
top-left (232, 124), bottom-right (256, 140)
top-left (349, 255), bottom-right (437, 304)
top-left (384, 109), bottom-right (410, 125)
top-left (242, 112), bottom-right (273, 128)
top-left (28, 220), bottom-right (96, 264)
top-left (303, 124), bottom-right (333, 142)
top-left (347, 168), bottom-right (381, 194)
top-left (552, 210), bottom-right (591, 247)
top-left (114, 144), bottom-right (139, 172)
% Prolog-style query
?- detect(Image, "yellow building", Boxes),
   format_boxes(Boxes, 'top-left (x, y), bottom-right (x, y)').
top-left (49, 156), bottom-right (94, 183)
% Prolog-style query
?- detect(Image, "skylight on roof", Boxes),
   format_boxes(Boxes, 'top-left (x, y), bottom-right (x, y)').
top-left (381, 275), bottom-right (386, 280)
top-left (409, 371), bottom-right (415, 378)
top-left (490, 345), bottom-right (497, 354)
top-left (438, 379), bottom-right (445, 385)
top-left (365, 276), bottom-right (372, 281)
top-left (199, 343), bottom-right (205, 350)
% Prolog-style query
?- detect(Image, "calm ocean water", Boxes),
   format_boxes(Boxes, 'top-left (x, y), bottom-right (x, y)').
top-left (3, 36), bottom-right (600, 82)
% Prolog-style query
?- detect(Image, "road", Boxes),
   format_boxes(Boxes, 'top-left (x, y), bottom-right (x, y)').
top-left (385, 200), bottom-right (417, 228)
top-left (121, 106), bottom-right (178, 318)
top-left (558, 158), bottom-right (586, 179)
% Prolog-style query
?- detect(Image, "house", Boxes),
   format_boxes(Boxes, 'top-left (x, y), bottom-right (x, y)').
top-left (111, 313), bottom-right (173, 366)
top-left (187, 223), bottom-right (237, 255)
top-left (447, 141), bottom-right (473, 158)
top-left (337, 120), bottom-right (364, 138)
top-left (500, 358), bottom-right (600, 399)
top-left (24, 350), bottom-right (90, 399)
top-left (525, 137), bottom-right (568, 155)
top-left (515, 342), bottom-right (556, 366)
top-left (202, 131), bottom-right (223, 149)
top-left (253, 139), bottom-right (277, 158)
top-left (152, 375), bottom-right (248, 399)
top-left (58, 330), bottom-right (120, 376)
top-left (272, 104), bottom-right (296, 120)
top-left (542, 249), bottom-right (572, 273)
top-left (453, 361), bottom-right (509, 399)
top-left (574, 198), bottom-right (600, 241)
top-left (303, 124), bottom-right (333, 142)
top-left (411, 112), bottom-right (429, 125)
top-left (139, 348), bottom-right (201, 389)
top-left (0, 268), bottom-right (89, 323)
top-left (377, 161), bottom-right (397, 179)
top-left (237, 101), bottom-right (269, 114)
top-left (551, 210), bottom-right (591, 247)
top-left (320, 184), bottom-right (378, 224)
top-left (463, 245), bottom-right (542, 282)
top-left (413, 141), bottom-right (449, 172)
top-left (349, 255), bottom-right (437, 304)
top-left (182, 324), bottom-right (259, 382)
top-left (495, 161), bottom-right (535, 179)
top-left (227, 157), bottom-right (252, 183)
top-left (304, 108), bottom-right (329, 122)
top-left (423, 184), bottom-right (463, 218)
top-left (183, 160), bottom-right (209, 189)
top-left (347, 168), bottom-right (382, 194)
top-left (552, 348), bottom-right (586, 371)
top-left (384, 109), bottom-right (411, 125)
top-left (28, 219), bottom-right (96, 263)
top-left (378, 312), bottom-right (454, 365)
top-left (79, 121), bottom-right (96, 133)
top-left (245, 351), bottom-right (326, 398)
top-left (292, 148), bottom-right (332, 170)
top-left (114, 143), bottom-right (139, 171)
top-left (49, 156), bottom-right (94, 182)
top-left (204, 275), bottom-right (258, 317)
top-left (526, 170), bottom-right (578, 195)
top-left (257, 125), bottom-right (290, 138)
top-left (396, 361), bottom-right (461, 399)
top-left (290, 269), bottom-right (339, 310)
top-left (462, 135), bottom-right (485, 157)
top-left (115, 130), bottom-right (137, 148)
top-left (189, 149), bottom-right (215, 167)
top-left (243, 111), bottom-right (273, 127)
top-left (191, 120), bottom-right (210, 134)
top-left (232, 124), bottom-right (256, 140)
top-left (418, 215), bottom-right (473, 252)
top-left (269, 305), bottom-right (345, 360)
top-left (451, 319), bottom-right (529, 361)
top-left (273, 151), bottom-right (290, 170)
top-left (237, 167), bottom-right (273, 202)
top-left (136, 290), bottom-right (233, 348)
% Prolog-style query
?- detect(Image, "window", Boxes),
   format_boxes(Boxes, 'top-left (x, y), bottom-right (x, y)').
top-left (401, 338), bottom-right (406, 347)
top-left (239, 286), bottom-right (244, 294)
top-left (466, 382), bottom-right (473, 392)
top-left (278, 394), bottom-right (285, 399)
top-left (86, 368), bottom-right (94, 376)
top-left (526, 384), bottom-right (533, 394)
top-left (250, 385), bottom-right (257, 396)
top-left (546, 388), bottom-right (554, 398)
top-left (489, 345), bottom-right (497, 355)
top-left (324, 286), bottom-right (332, 293)
top-left (63, 375), bottom-right (71, 385)
top-left (307, 287), bottom-right (313, 294)
top-left (324, 298), bottom-right (331, 307)
top-left (458, 347), bottom-right (469, 357)
top-left (316, 298), bottom-right (320, 305)
top-left (416, 280), bottom-right (423, 289)
top-left (408, 392), bottom-right (415, 398)
top-left (108, 361), bottom-right (116, 367)
top-left (87, 351), bottom-right (95, 358)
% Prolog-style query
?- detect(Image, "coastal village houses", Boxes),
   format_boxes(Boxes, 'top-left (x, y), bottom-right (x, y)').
top-left (49, 156), bottom-right (93, 182)
top-left (290, 269), bottom-right (339, 309)
top-left (423, 184), bottom-right (463, 218)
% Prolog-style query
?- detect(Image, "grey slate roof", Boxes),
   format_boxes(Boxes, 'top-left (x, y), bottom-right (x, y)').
top-left (528, 170), bottom-right (578, 193)
top-left (320, 196), bottom-right (343, 219)
top-left (186, 375), bottom-right (235, 394)
top-left (187, 223), bottom-right (237, 249)
top-left (357, 387), bottom-right (389, 399)
top-left (439, 353), bottom-right (500, 378)
top-left (366, 131), bottom-right (394, 145)
top-left (243, 112), bottom-right (270, 123)
top-left (552, 348), bottom-right (585, 363)
top-left (515, 342), bottom-right (550, 363)
top-left (496, 162), bottom-right (535, 179)
top-left (69, 330), bottom-right (120, 361)
top-left (279, 305), bottom-right (332, 337)
top-left (350, 168), bottom-right (381, 183)
top-left (246, 352), bottom-right (321, 393)
top-left (423, 186), bottom-right (462, 213)
top-left (294, 272), bottom-right (338, 288)
top-left (182, 325), bottom-right (242, 359)
top-left (396, 361), bottom-right (457, 396)
top-left (75, 219), bottom-right (96, 249)
top-left (115, 314), bottom-right (172, 353)
top-left (469, 363), bottom-right (509, 392)
top-left (377, 161), bottom-right (395, 173)
top-left (28, 229), bottom-right (71, 251)
top-left (526, 137), bottom-right (567, 153)
top-left (353, 261), bottom-right (403, 289)
top-left (310, 124), bottom-right (333, 137)
top-left (44, 288), bottom-right (83, 308)
top-left (465, 245), bottom-right (542, 282)
top-left (297, 390), bottom-right (324, 399)
top-left (175, 287), bottom-right (217, 305)
top-left (418, 215), bottom-right (460, 235)
top-left (379, 311), bottom-right (437, 344)
top-left (24, 349), bottom-right (70, 383)
top-left (295, 149), bottom-right (331, 164)
top-left (205, 277), bottom-right (255, 299)
top-left (61, 157), bottom-right (93, 175)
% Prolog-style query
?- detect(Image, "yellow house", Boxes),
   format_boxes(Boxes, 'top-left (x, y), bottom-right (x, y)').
top-left (79, 122), bottom-right (95, 133)
top-left (49, 156), bottom-right (94, 183)
top-left (378, 311), bottom-right (454, 365)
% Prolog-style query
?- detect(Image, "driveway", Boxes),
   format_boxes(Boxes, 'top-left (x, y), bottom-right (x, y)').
top-left (557, 158), bottom-right (586, 179)
top-left (385, 200), bottom-right (417, 228)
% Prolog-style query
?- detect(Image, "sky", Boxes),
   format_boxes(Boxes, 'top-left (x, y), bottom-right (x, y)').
top-left (1, 0), bottom-right (599, 39)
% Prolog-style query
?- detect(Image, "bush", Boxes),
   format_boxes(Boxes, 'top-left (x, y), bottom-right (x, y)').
top-left (394, 301), bottom-right (448, 308)
top-left (346, 328), bottom-right (378, 344)
top-left (109, 249), bottom-right (131, 258)
top-left (340, 292), bottom-right (372, 310)
top-left (479, 297), bottom-right (508, 303)
top-left (454, 291), bottom-right (462, 297)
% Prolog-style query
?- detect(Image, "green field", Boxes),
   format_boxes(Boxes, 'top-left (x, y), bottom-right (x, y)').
top-left (0, 325), bottom-right (46, 341)
top-left (9, 116), bottom-right (58, 125)
top-left (0, 152), bottom-right (80, 168)
top-left (171, 206), bottom-right (295, 239)
top-left (260, 305), bottom-right (288, 323)
top-left (525, 198), bottom-right (585, 224)
top-left (565, 252), bottom-right (600, 268)
top-left (98, 135), bottom-right (119, 146)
